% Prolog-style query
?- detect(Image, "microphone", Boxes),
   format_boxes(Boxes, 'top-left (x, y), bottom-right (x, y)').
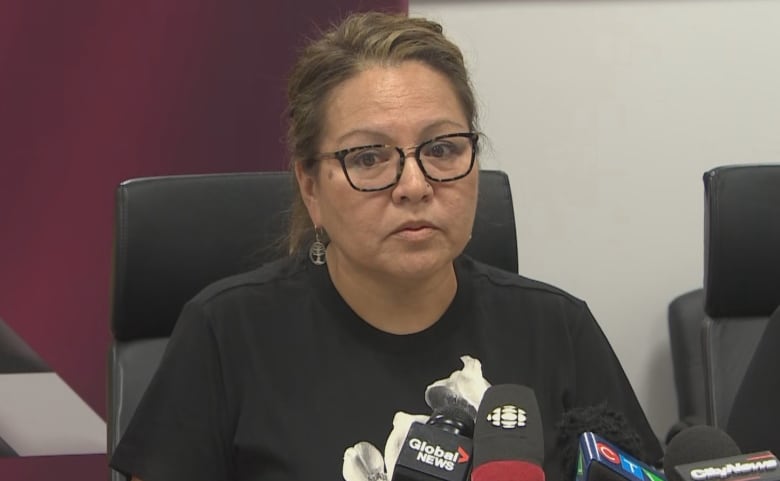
top-left (470, 384), bottom-right (545, 481)
top-left (575, 432), bottom-right (665, 481)
top-left (557, 404), bottom-right (647, 480)
top-left (663, 425), bottom-right (779, 481)
top-left (391, 400), bottom-right (475, 481)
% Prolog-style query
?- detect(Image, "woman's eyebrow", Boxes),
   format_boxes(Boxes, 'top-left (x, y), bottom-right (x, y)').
top-left (334, 120), bottom-right (469, 147)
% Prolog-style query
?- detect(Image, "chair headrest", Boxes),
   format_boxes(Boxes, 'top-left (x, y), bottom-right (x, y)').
top-left (111, 170), bottom-right (518, 341)
top-left (703, 164), bottom-right (780, 317)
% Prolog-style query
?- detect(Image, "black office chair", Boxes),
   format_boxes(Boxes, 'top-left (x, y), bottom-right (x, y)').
top-left (700, 164), bottom-right (780, 429)
top-left (107, 170), bottom-right (519, 480)
top-left (666, 164), bottom-right (780, 441)
top-left (666, 287), bottom-right (707, 441)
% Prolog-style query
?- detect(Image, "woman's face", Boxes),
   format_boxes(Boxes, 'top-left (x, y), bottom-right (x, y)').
top-left (296, 60), bottom-right (478, 282)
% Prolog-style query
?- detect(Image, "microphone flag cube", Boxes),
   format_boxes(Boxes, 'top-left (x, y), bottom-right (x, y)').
top-left (672, 451), bottom-right (779, 481)
top-left (392, 422), bottom-right (472, 481)
top-left (576, 432), bottom-right (665, 481)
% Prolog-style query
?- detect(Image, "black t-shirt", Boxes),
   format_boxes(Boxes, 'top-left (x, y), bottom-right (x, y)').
top-left (110, 255), bottom-right (662, 481)
top-left (727, 305), bottom-right (780, 454)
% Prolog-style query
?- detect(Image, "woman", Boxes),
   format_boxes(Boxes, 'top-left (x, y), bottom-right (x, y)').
top-left (110, 12), bottom-right (662, 481)
top-left (727, 305), bottom-right (780, 454)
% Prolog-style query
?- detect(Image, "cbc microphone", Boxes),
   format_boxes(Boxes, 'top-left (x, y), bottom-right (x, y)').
top-left (470, 384), bottom-right (545, 481)
top-left (664, 425), bottom-right (780, 481)
top-left (575, 432), bottom-right (665, 481)
top-left (391, 402), bottom-right (475, 481)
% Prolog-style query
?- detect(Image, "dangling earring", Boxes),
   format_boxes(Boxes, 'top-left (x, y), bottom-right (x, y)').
top-left (309, 226), bottom-right (327, 265)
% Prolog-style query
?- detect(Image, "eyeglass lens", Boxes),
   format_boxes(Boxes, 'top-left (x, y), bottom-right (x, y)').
top-left (341, 133), bottom-right (475, 191)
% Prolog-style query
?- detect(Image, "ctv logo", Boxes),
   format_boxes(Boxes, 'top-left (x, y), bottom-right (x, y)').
top-left (596, 442), bottom-right (662, 481)
top-left (409, 438), bottom-right (470, 471)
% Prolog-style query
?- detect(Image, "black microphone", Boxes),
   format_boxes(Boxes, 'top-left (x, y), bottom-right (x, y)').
top-left (663, 425), bottom-right (779, 481)
top-left (663, 425), bottom-right (740, 481)
top-left (470, 384), bottom-right (545, 481)
top-left (556, 404), bottom-right (647, 480)
top-left (391, 400), bottom-right (475, 481)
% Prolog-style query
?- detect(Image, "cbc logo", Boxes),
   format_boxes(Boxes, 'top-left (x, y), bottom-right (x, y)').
top-left (487, 405), bottom-right (527, 429)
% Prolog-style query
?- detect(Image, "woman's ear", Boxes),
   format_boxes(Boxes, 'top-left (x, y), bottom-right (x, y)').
top-left (294, 161), bottom-right (322, 226)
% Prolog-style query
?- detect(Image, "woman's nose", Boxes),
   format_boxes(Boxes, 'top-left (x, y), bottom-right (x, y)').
top-left (392, 151), bottom-right (431, 202)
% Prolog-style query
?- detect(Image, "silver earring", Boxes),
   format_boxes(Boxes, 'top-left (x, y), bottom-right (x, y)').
top-left (309, 227), bottom-right (327, 265)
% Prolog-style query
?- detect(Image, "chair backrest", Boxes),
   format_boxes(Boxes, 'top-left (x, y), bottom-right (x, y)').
top-left (700, 164), bottom-right (780, 428)
top-left (666, 288), bottom-right (707, 439)
top-left (107, 170), bottom-right (518, 479)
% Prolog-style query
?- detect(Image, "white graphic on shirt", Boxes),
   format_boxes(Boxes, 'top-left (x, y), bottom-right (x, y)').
top-left (342, 355), bottom-right (490, 481)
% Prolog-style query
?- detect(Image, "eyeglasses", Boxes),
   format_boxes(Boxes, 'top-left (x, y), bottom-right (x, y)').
top-left (316, 132), bottom-right (479, 192)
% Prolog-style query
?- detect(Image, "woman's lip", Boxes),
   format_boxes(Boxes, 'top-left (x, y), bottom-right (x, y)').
top-left (394, 222), bottom-right (436, 233)
top-left (392, 223), bottom-right (437, 240)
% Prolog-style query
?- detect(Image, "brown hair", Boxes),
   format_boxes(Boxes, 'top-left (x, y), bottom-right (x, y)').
top-left (285, 11), bottom-right (478, 254)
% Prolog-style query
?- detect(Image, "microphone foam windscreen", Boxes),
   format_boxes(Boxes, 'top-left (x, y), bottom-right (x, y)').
top-left (663, 425), bottom-right (741, 481)
top-left (471, 384), bottom-right (545, 481)
top-left (556, 404), bottom-right (644, 479)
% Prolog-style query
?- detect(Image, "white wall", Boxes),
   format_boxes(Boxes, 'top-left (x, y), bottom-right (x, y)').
top-left (410, 0), bottom-right (780, 440)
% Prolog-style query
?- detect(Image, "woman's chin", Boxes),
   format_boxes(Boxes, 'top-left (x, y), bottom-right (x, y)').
top-left (329, 243), bottom-right (460, 282)
top-left (376, 251), bottom-right (456, 281)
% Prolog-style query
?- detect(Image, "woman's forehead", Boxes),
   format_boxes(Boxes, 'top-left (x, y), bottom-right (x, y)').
top-left (320, 62), bottom-right (468, 144)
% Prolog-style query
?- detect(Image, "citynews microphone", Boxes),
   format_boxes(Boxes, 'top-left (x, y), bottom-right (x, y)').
top-left (391, 401), bottom-right (475, 481)
top-left (470, 384), bottom-right (545, 481)
top-left (575, 432), bottom-right (665, 481)
top-left (664, 425), bottom-right (779, 481)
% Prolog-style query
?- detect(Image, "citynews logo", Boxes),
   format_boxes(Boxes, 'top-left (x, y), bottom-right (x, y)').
top-left (409, 438), bottom-right (470, 472)
top-left (689, 457), bottom-right (778, 480)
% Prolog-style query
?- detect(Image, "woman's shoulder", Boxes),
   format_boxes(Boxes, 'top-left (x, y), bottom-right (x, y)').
top-left (457, 254), bottom-right (587, 309)
top-left (188, 255), bottom-right (313, 308)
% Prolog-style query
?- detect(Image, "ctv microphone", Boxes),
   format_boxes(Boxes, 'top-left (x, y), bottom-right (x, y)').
top-left (391, 401), bottom-right (475, 481)
top-left (470, 384), bottom-right (545, 481)
top-left (557, 404), bottom-right (647, 480)
top-left (575, 432), bottom-right (665, 481)
top-left (663, 425), bottom-right (779, 481)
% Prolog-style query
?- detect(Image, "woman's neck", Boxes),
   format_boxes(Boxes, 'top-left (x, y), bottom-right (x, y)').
top-left (325, 252), bottom-right (458, 335)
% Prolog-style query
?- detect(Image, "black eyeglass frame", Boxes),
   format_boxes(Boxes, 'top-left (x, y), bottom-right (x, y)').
top-left (317, 132), bottom-right (480, 192)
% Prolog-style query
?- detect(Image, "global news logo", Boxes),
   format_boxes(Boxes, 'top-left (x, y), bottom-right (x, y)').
top-left (408, 438), bottom-right (470, 472)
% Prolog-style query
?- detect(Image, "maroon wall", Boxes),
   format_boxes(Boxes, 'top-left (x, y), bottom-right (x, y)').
top-left (0, 0), bottom-right (405, 478)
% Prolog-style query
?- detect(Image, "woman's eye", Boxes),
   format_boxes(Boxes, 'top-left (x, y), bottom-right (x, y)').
top-left (347, 149), bottom-right (388, 168)
top-left (356, 153), bottom-right (378, 167)
top-left (425, 141), bottom-right (457, 158)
